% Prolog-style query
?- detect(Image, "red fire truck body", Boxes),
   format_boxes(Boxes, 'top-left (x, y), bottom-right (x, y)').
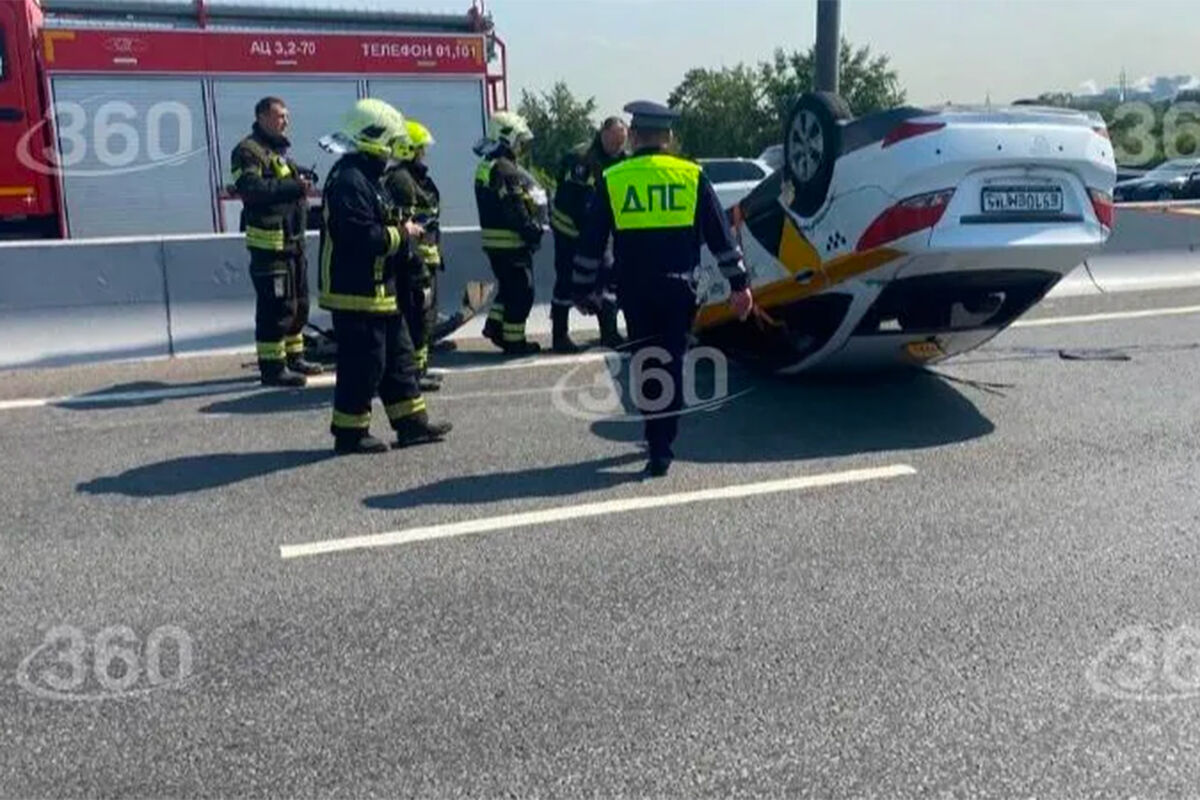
top-left (0, 0), bottom-right (508, 238)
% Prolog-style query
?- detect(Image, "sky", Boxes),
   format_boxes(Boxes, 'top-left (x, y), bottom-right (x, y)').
top-left (202, 0), bottom-right (1200, 117)
top-left (478, 0), bottom-right (1200, 117)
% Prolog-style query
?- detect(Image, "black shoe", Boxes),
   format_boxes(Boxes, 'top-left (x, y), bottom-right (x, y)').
top-left (600, 332), bottom-right (626, 350)
top-left (644, 457), bottom-right (672, 478)
top-left (598, 305), bottom-right (624, 349)
top-left (260, 364), bottom-right (307, 388)
top-left (334, 433), bottom-right (389, 455)
top-left (393, 413), bottom-right (452, 448)
top-left (552, 336), bottom-right (581, 354)
top-left (287, 356), bottom-right (325, 376)
top-left (483, 317), bottom-right (504, 348)
top-left (501, 340), bottom-right (542, 356)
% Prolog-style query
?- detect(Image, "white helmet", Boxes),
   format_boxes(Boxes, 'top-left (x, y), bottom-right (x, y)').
top-left (318, 98), bottom-right (409, 160)
top-left (487, 111), bottom-right (533, 150)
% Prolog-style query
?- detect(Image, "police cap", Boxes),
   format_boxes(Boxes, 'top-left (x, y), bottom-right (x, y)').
top-left (623, 100), bottom-right (680, 131)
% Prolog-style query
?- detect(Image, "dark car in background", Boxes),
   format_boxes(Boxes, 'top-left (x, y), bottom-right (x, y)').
top-left (1113, 158), bottom-right (1200, 202)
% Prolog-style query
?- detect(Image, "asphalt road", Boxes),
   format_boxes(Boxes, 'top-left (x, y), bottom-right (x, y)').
top-left (3, 287), bottom-right (1200, 798)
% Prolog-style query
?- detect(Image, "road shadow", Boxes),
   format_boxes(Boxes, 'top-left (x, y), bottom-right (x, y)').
top-left (199, 386), bottom-right (333, 416)
top-left (78, 449), bottom-right (334, 497)
top-left (590, 366), bottom-right (997, 464)
top-left (363, 452), bottom-right (648, 511)
top-left (56, 378), bottom-right (260, 411)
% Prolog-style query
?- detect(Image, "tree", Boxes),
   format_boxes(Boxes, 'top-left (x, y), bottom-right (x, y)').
top-left (664, 38), bottom-right (907, 157)
top-left (516, 82), bottom-right (597, 188)
top-left (667, 64), bottom-right (774, 159)
top-left (759, 39), bottom-right (906, 123)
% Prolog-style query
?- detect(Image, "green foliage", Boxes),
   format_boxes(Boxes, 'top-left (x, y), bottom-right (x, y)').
top-left (518, 38), bottom-right (907, 163)
top-left (516, 82), bottom-right (597, 185)
top-left (667, 38), bottom-right (906, 158)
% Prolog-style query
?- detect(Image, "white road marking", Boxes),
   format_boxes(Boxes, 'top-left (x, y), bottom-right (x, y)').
top-left (278, 464), bottom-right (918, 560)
top-left (1012, 304), bottom-right (1200, 328)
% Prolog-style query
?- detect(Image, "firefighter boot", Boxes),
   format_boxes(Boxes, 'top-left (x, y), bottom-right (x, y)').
top-left (598, 303), bottom-right (624, 350)
top-left (287, 355), bottom-right (325, 376)
top-left (393, 411), bottom-right (453, 448)
top-left (334, 432), bottom-right (389, 456)
top-left (483, 303), bottom-right (505, 348)
top-left (260, 361), bottom-right (307, 388)
top-left (551, 304), bottom-right (580, 354)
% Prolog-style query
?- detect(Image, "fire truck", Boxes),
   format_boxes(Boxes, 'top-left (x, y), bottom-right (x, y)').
top-left (0, 0), bottom-right (509, 238)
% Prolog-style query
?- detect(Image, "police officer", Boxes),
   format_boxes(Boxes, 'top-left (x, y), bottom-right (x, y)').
top-left (573, 101), bottom-right (754, 477)
top-left (475, 111), bottom-right (544, 355)
top-left (318, 98), bottom-right (452, 455)
top-left (550, 117), bottom-right (628, 353)
top-left (383, 119), bottom-right (443, 392)
top-left (231, 96), bottom-right (323, 386)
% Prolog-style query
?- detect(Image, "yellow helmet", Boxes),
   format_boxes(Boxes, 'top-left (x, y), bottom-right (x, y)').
top-left (406, 120), bottom-right (435, 149)
top-left (487, 111), bottom-right (533, 150)
top-left (337, 98), bottom-right (409, 160)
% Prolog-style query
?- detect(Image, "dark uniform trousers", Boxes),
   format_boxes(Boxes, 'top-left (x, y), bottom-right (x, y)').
top-left (486, 249), bottom-right (536, 344)
top-left (250, 243), bottom-right (310, 363)
top-left (401, 263), bottom-right (437, 371)
top-left (620, 275), bottom-right (697, 460)
top-left (330, 310), bottom-right (425, 436)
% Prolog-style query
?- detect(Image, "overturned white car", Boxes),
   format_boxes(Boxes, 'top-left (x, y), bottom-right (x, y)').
top-left (696, 93), bottom-right (1117, 372)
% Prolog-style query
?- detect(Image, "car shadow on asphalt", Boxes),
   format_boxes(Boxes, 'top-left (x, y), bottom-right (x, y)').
top-left (363, 366), bottom-right (995, 511)
top-left (600, 366), bottom-right (998, 465)
top-left (77, 450), bottom-right (335, 497)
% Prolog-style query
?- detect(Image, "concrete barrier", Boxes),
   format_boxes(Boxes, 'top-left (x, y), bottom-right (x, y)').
top-left (0, 237), bottom-right (172, 368)
top-left (0, 202), bottom-right (1198, 370)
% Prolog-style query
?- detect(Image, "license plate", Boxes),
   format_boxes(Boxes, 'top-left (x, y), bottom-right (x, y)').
top-left (981, 186), bottom-right (1063, 214)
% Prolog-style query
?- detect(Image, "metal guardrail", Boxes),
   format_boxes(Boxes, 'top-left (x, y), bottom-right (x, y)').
top-left (1, 203), bottom-right (1199, 370)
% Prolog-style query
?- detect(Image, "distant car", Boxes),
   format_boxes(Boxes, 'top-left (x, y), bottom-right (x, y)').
top-left (1113, 158), bottom-right (1200, 202)
top-left (698, 158), bottom-right (773, 187)
top-left (758, 144), bottom-right (784, 171)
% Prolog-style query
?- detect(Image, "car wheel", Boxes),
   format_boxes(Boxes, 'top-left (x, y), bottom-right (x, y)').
top-left (783, 92), bottom-right (851, 217)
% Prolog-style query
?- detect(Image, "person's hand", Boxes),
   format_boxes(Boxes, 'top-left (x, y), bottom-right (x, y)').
top-left (297, 175), bottom-right (313, 194)
top-left (729, 288), bottom-right (753, 321)
top-left (403, 220), bottom-right (425, 239)
top-left (574, 292), bottom-right (600, 316)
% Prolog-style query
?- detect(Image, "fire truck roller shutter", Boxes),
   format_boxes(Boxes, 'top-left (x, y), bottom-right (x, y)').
top-left (212, 79), bottom-right (359, 233)
top-left (365, 77), bottom-right (486, 228)
top-left (50, 77), bottom-right (213, 238)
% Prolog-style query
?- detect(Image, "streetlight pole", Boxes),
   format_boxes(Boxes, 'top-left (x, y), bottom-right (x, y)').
top-left (815, 0), bottom-right (841, 94)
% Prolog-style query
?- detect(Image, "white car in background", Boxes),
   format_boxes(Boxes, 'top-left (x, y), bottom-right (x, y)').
top-left (696, 92), bottom-right (1117, 374)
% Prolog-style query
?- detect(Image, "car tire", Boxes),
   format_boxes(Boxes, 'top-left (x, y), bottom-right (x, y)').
top-left (783, 92), bottom-right (851, 217)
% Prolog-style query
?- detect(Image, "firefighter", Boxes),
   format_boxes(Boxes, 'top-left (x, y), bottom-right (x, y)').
top-left (318, 98), bottom-right (452, 455)
top-left (383, 119), bottom-right (443, 392)
top-left (550, 116), bottom-right (629, 353)
top-left (475, 111), bottom-right (544, 355)
top-left (573, 101), bottom-right (754, 477)
top-left (231, 96), bottom-right (323, 386)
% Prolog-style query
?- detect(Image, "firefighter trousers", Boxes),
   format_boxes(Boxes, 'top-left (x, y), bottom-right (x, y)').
top-left (484, 249), bottom-right (535, 345)
top-left (618, 277), bottom-right (698, 461)
top-left (250, 248), bottom-right (310, 368)
top-left (329, 310), bottom-right (426, 439)
top-left (403, 266), bottom-right (438, 373)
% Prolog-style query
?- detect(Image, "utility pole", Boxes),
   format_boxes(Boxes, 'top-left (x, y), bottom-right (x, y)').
top-left (815, 0), bottom-right (841, 94)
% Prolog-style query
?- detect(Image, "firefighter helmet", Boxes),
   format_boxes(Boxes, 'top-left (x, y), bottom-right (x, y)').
top-left (487, 111), bottom-right (533, 150)
top-left (334, 98), bottom-right (409, 160)
top-left (406, 120), bottom-right (435, 149)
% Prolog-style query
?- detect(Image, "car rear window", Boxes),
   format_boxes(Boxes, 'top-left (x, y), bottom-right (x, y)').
top-left (702, 161), bottom-right (765, 184)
